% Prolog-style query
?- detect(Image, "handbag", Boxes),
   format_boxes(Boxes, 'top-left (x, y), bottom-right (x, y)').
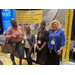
top-left (1, 39), bottom-right (16, 54)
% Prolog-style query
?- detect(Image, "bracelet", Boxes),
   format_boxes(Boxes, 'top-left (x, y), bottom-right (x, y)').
top-left (59, 49), bottom-right (62, 51)
top-left (41, 46), bottom-right (43, 49)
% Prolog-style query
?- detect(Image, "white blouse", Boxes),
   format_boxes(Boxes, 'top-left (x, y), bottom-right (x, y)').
top-left (25, 35), bottom-right (30, 48)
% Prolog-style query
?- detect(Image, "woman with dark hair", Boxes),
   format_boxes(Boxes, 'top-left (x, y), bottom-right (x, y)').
top-left (23, 26), bottom-right (35, 65)
top-left (36, 21), bottom-right (49, 65)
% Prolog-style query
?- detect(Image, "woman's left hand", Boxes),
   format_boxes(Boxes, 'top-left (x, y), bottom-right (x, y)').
top-left (29, 47), bottom-right (32, 53)
top-left (39, 48), bottom-right (42, 51)
top-left (56, 50), bottom-right (62, 56)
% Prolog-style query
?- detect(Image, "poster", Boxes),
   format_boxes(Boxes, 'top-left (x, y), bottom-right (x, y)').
top-left (62, 9), bottom-right (74, 61)
top-left (15, 10), bottom-right (42, 24)
top-left (1, 9), bottom-right (13, 31)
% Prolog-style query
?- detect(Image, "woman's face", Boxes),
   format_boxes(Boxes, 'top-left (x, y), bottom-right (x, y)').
top-left (53, 22), bottom-right (58, 30)
top-left (25, 27), bottom-right (30, 33)
top-left (40, 24), bottom-right (45, 30)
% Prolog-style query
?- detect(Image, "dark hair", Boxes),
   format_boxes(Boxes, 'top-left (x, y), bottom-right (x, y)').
top-left (10, 18), bottom-right (15, 22)
top-left (41, 21), bottom-right (46, 25)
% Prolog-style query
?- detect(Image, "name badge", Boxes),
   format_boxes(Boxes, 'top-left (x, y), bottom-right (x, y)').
top-left (22, 40), bottom-right (24, 44)
top-left (51, 40), bottom-right (55, 45)
top-left (19, 34), bottom-right (22, 38)
top-left (38, 40), bottom-right (41, 44)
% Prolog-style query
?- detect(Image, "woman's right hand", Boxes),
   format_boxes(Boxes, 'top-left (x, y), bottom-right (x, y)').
top-left (49, 50), bottom-right (52, 53)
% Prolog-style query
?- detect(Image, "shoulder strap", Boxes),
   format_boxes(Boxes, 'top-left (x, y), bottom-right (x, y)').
top-left (17, 28), bottom-right (20, 33)
top-left (27, 39), bottom-right (32, 46)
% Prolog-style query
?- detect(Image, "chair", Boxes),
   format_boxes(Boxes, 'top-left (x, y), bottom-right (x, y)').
top-left (71, 36), bottom-right (75, 59)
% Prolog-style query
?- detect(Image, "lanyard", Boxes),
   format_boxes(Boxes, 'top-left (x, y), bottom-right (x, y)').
top-left (39, 30), bottom-right (45, 39)
top-left (53, 32), bottom-right (56, 39)
top-left (17, 28), bottom-right (21, 33)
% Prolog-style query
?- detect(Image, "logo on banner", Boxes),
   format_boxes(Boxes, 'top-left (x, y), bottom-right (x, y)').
top-left (2, 9), bottom-right (11, 18)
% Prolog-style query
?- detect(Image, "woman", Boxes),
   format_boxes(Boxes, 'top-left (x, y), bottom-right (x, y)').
top-left (36, 21), bottom-right (49, 65)
top-left (48, 20), bottom-right (65, 65)
top-left (23, 26), bottom-right (35, 65)
top-left (6, 18), bottom-right (23, 65)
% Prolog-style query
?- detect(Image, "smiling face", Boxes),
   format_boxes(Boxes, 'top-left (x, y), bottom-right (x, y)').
top-left (11, 18), bottom-right (17, 27)
top-left (40, 23), bottom-right (45, 30)
top-left (25, 26), bottom-right (30, 33)
top-left (52, 22), bottom-right (58, 30)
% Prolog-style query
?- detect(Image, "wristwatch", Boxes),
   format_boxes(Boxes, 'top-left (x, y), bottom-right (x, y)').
top-left (59, 49), bottom-right (62, 51)
top-left (41, 46), bottom-right (43, 49)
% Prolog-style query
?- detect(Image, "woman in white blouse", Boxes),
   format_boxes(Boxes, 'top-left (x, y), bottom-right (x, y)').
top-left (23, 26), bottom-right (35, 65)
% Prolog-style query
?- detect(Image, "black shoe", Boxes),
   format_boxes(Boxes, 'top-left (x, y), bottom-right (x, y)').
top-left (19, 61), bottom-right (22, 65)
top-left (13, 62), bottom-right (16, 65)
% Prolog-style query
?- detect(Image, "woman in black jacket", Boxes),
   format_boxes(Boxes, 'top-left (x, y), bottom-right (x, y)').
top-left (36, 21), bottom-right (49, 65)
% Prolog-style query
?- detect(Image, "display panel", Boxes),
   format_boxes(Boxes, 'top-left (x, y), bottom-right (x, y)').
top-left (1, 9), bottom-right (13, 31)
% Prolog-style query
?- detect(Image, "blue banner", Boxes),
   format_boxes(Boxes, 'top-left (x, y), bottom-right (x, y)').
top-left (1, 9), bottom-right (13, 31)
top-left (12, 9), bottom-right (16, 19)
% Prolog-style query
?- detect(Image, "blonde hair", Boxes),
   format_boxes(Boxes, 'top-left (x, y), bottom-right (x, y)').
top-left (50, 20), bottom-right (61, 30)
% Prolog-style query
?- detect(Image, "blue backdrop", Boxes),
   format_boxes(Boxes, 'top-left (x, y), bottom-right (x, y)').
top-left (1, 9), bottom-right (16, 31)
top-left (0, 9), bottom-right (3, 34)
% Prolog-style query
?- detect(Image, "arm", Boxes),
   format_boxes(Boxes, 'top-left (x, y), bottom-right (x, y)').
top-left (36, 32), bottom-right (40, 50)
top-left (6, 28), bottom-right (12, 40)
top-left (59, 46), bottom-right (64, 51)
top-left (29, 33), bottom-right (35, 52)
top-left (39, 31), bottom-right (49, 51)
top-left (41, 42), bottom-right (46, 49)
top-left (6, 28), bottom-right (17, 40)
top-left (60, 31), bottom-right (65, 51)
top-left (36, 40), bottom-right (40, 50)
top-left (57, 31), bottom-right (65, 55)
top-left (20, 26), bottom-right (23, 33)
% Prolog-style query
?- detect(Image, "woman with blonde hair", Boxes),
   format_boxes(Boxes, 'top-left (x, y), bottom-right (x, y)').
top-left (48, 20), bottom-right (65, 65)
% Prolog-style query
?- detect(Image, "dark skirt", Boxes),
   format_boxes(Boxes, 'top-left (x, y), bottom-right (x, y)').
top-left (46, 50), bottom-right (60, 65)
top-left (36, 45), bottom-right (49, 63)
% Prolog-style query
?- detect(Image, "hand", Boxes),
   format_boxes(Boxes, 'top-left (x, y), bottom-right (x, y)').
top-left (29, 47), bottom-right (32, 53)
top-left (36, 46), bottom-right (42, 51)
top-left (39, 48), bottom-right (42, 51)
top-left (11, 35), bottom-right (17, 39)
top-left (56, 50), bottom-right (62, 56)
top-left (36, 46), bottom-right (40, 50)
top-left (49, 50), bottom-right (52, 53)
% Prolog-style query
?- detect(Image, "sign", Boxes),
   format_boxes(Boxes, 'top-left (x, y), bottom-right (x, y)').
top-left (15, 10), bottom-right (42, 24)
top-left (1, 9), bottom-right (13, 31)
top-left (12, 9), bottom-right (16, 19)
top-left (62, 9), bottom-right (74, 61)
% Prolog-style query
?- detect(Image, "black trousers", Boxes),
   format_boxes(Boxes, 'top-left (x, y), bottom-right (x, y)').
top-left (24, 47), bottom-right (32, 65)
top-left (10, 43), bottom-right (22, 65)
top-left (50, 50), bottom-right (60, 65)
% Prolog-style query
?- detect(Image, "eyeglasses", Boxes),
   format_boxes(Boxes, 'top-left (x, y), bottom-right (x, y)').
top-left (11, 20), bottom-right (16, 23)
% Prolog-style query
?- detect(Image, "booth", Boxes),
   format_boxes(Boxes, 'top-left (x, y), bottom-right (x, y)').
top-left (0, 9), bottom-right (75, 62)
